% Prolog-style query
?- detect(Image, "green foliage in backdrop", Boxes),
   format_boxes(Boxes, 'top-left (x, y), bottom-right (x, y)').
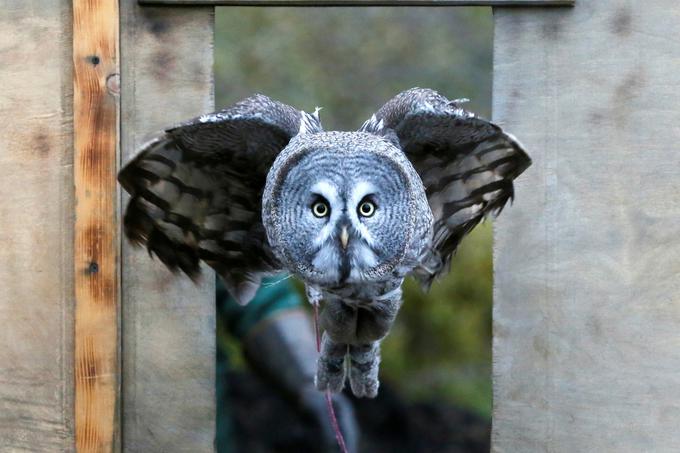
top-left (215, 7), bottom-right (494, 418)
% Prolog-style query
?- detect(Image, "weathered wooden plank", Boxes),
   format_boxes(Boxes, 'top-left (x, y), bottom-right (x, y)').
top-left (493, 1), bottom-right (680, 452)
top-left (120, 1), bottom-right (216, 451)
top-left (141, 0), bottom-right (573, 6)
top-left (0, 2), bottom-right (76, 451)
top-left (73, 1), bottom-right (120, 451)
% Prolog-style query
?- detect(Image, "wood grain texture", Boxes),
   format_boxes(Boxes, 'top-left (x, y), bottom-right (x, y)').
top-left (73, 0), bottom-right (120, 451)
top-left (120, 1), bottom-right (216, 451)
top-left (140, 0), bottom-right (574, 6)
top-left (493, 1), bottom-right (680, 452)
top-left (0, 2), bottom-right (76, 451)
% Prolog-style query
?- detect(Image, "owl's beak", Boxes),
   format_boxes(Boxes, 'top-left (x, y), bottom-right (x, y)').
top-left (340, 226), bottom-right (349, 250)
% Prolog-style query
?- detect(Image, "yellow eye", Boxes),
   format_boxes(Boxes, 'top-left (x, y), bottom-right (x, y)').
top-left (312, 201), bottom-right (330, 218)
top-left (358, 201), bottom-right (376, 217)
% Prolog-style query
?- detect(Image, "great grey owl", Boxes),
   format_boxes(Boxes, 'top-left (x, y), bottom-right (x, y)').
top-left (118, 88), bottom-right (531, 398)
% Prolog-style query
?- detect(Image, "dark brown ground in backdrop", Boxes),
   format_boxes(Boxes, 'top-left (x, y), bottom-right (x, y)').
top-left (228, 370), bottom-right (490, 453)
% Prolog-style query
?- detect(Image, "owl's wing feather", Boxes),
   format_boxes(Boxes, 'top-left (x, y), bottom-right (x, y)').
top-left (119, 94), bottom-right (321, 304)
top-left (361, 88), bottom-right (531, 287)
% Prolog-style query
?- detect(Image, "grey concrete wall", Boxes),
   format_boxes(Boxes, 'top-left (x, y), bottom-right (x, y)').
top-left (493, 1), bottom-right (680, 451)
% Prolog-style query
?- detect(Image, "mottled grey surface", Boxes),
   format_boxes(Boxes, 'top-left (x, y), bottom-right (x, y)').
top-left (493, 2), bottom-right (680, 452)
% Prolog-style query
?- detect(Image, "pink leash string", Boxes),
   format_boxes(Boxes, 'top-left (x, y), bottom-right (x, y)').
top-left (313, 303), bottom-right (349, 453)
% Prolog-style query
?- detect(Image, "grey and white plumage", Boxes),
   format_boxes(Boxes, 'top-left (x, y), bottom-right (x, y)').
top-left (118, 88), bottom-right (531, 397)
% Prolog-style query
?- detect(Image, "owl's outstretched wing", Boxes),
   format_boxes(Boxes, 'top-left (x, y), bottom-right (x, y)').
top-left (119, 94), bottom-right (322, 304)
top-left (360, 87), bottom-right (531, 287)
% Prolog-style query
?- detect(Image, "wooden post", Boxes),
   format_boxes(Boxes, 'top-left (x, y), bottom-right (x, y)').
top-left (0, 1), bottom-right (76, 450)
top-left (493, 1), bottom-right (680, 451)
top-left (73, 0), bottom-right (120, 451)
top-left (120, 1), bottom-right (215, 451)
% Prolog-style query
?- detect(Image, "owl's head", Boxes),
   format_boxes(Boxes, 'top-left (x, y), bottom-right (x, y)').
top-left (263, 131), bottom-right (432, 287)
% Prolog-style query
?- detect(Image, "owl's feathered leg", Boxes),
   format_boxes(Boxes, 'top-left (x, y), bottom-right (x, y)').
top-left (346, 294), bottom-right (401, 398)
top-left (314, 287), bottom-right (402, 398)
top-left (315, 333), bottom-right (348, 393)
top-left (348, 342), bottom-right (380, 398)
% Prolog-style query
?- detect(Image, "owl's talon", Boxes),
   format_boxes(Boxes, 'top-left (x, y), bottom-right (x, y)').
top-left (348, 342), bottom-right (380, 398)
top-left (348, 370), bottom-right (379, 398)
top-left (316, 333), bottom-right (348, 393)
top-left (315, 356), bottom-right (346, 393)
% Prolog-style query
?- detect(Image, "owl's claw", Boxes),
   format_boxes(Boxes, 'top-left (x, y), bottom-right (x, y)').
top-left (348, 343), bottom-right (380, 398)
top-left (315, 355), bottom-right (347, 393)
top-left (348, 366), bottom-right (379, 398)
top-left (316, 333), bottom-right (348, 393)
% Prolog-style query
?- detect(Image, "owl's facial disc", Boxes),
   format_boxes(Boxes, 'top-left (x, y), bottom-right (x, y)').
top-left (307, 179), bottom-right (385, 284)
top-left (267, 136), bottom-right (417, 286)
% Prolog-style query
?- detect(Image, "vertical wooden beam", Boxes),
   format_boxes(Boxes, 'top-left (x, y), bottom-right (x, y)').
top-left (493, 1), bottom-right (680, 451)
top-left (120, 2), bottom-right (215, 451)
top-left (73, 1), bottom-right (120, 451)
top-left (0, 1), bottom-right (76, 450)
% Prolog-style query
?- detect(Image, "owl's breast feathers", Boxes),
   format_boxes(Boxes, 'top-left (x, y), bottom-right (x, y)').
top-left (321, 278), bottom-right (403, 307)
